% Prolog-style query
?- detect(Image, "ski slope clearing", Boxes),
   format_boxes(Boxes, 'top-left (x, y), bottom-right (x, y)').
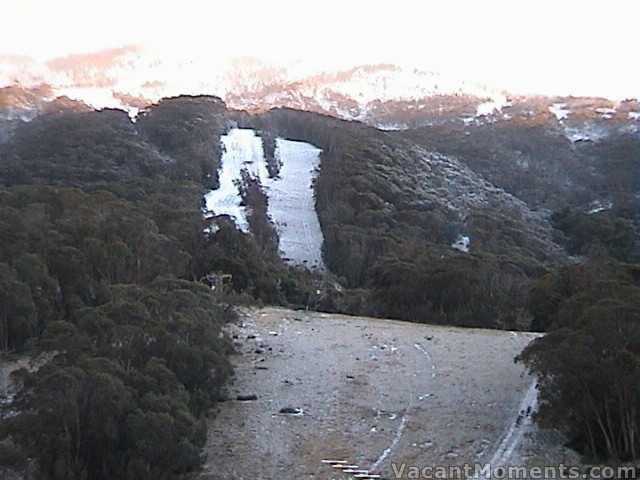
top-left (202, 308), bottom-right (549, 479)
top-left (266, 138), bottom-right (324, 270)
top-left (204, 128), bottom-right (263, 232)
top-left (204, 129), bottom-right (325, 268)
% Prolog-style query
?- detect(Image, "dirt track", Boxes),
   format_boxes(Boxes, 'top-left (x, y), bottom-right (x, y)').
top-left (201, 308), bottom-right (544, 479)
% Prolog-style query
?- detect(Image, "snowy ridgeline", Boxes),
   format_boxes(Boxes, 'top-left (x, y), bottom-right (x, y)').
top-left (204, 129), bottom-right (325, 270)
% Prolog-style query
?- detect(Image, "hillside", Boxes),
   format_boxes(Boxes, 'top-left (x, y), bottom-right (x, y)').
top-left (0, 89), bottom-right (638, 478)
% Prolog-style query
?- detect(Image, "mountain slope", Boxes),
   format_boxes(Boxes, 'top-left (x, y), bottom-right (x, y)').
top-left (1, 95), bottom-right (569, 328)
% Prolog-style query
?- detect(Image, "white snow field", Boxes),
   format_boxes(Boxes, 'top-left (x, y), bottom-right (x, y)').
top-left (204, 128), bottom-right (325, 269)
top-left (549, 103), bottom-right (570, 121)
top-left (204, 129), bottom-right (264, 232)
top-left (264, 138), bottom-right (325, 270)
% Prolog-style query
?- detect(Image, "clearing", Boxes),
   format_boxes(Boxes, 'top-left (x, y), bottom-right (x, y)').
top-left (201, 308), bottom-right (567, 479)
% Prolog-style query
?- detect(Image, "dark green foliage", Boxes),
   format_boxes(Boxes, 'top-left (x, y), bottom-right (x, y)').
top-left (1, 109), bottom-right (168, 186)
top-left (0, 262), bottom-right (37, 351)
top-left (404, 118), bottom-right (590, 209)
top-left (552, 208), bottom-right (636, 261)
top-left (259, 130), bottom-right (280, 177)
top-left (136, 95), bottom-right (226, 188)
top-left (237, 170), bottom-right (280, 258)
top-left (0, 99), bottom-right (333, 479)
top-left (589, 134), bottom-right (640, 218)
top-left (520, 259), bottom-right (640, 461)
top-left (369, 251), bottom-right (535, 329)
top-left (0, 185), bottom-right (233, 479)
top-left (6, 350), bottom-right (215, 480)
top-left (0, 98), bottom-right (239, 479)
top-left (248, 108), bottom-right (550, 328)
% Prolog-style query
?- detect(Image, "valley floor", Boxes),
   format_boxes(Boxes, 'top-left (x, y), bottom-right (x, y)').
top-left (202, 308), bottom-right (574, 479)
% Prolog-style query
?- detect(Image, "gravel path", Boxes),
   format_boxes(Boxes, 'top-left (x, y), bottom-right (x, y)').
top-left (201, 308), bottom-right (541, 480)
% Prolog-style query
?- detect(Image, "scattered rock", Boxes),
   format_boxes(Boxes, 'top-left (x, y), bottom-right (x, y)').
top-left (279, 407), bottom-right (303, 415)
top-left (247, 334), bottom-right (256, 339)
top-left (255, 366), bottom-right (269, 370)
top-left (425, 336), bottom-right (433, 341)
top-left (237, 394), bottom-right (258, 401)
top-left (255, 348), bottom-right (265, 354)
top-left (346, 374), bottom-right (355, 379)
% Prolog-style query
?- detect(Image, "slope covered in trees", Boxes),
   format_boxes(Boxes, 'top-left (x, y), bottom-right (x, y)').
top-left (1, 95), bottom-right (638, 468)
top-left (0, 97), bottom-right (321, 479)
top-left (519, 257), bottom-right (640, 461)
top-left (244, 108), bottom-right (560, 329)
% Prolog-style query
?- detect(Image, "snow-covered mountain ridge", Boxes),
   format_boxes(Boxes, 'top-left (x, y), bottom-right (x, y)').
top-left (2, 48), bottom-right (638, 142)
top-left (0, 49), bottom-right (507, 122)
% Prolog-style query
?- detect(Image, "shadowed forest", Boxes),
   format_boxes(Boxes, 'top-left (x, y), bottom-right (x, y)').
top-left (0, 94), bottom-right (639, 477)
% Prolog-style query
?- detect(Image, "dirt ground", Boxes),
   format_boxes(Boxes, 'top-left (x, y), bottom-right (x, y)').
top-left (201, 308), bottom-right (565, 480)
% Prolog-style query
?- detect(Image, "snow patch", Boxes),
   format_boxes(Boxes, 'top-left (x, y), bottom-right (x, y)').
top-left (262, 139), bottom-right (325, 270)
top-left (370, 414), bottom-right (408, 471)
top-left (204, 129), bottom-right (264, 232)
top-left (587, 200), bottom-right (612, 214)
top-left (549, 103), bottom-right (569, 121)
top-left (452, 235), bottom-right (471, 253)
top-left (476, 95), bottom-right (510, 117)
top-left (629, 112), bottom-right (640, 120)
top-left (376, 122), bottom-right (407, 131)
top-left (204, 129), bottom-right (325, 269)
top-left (564, 124), bottom-right (608, 143)
top-left (595, 107), bottom-right (616, 117)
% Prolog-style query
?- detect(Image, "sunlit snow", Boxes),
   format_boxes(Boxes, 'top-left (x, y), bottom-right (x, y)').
top-left (204, 128), bottom-right (325, 269)
top-left (548, 103), bottom-right (569, 120)
top-left (476, 94), bottom-right (510, 116)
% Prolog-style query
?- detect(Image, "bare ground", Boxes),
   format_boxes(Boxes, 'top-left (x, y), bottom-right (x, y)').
top-left (201, 308), bottom-right (563, 480)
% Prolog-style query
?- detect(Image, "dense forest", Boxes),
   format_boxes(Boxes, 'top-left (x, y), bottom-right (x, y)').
top-left (0, 97), bottom-right (320, 479)
top-left (0, 94), bottom-right (639, 470)
top-left (247, 108), bottom-right (560, 329)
